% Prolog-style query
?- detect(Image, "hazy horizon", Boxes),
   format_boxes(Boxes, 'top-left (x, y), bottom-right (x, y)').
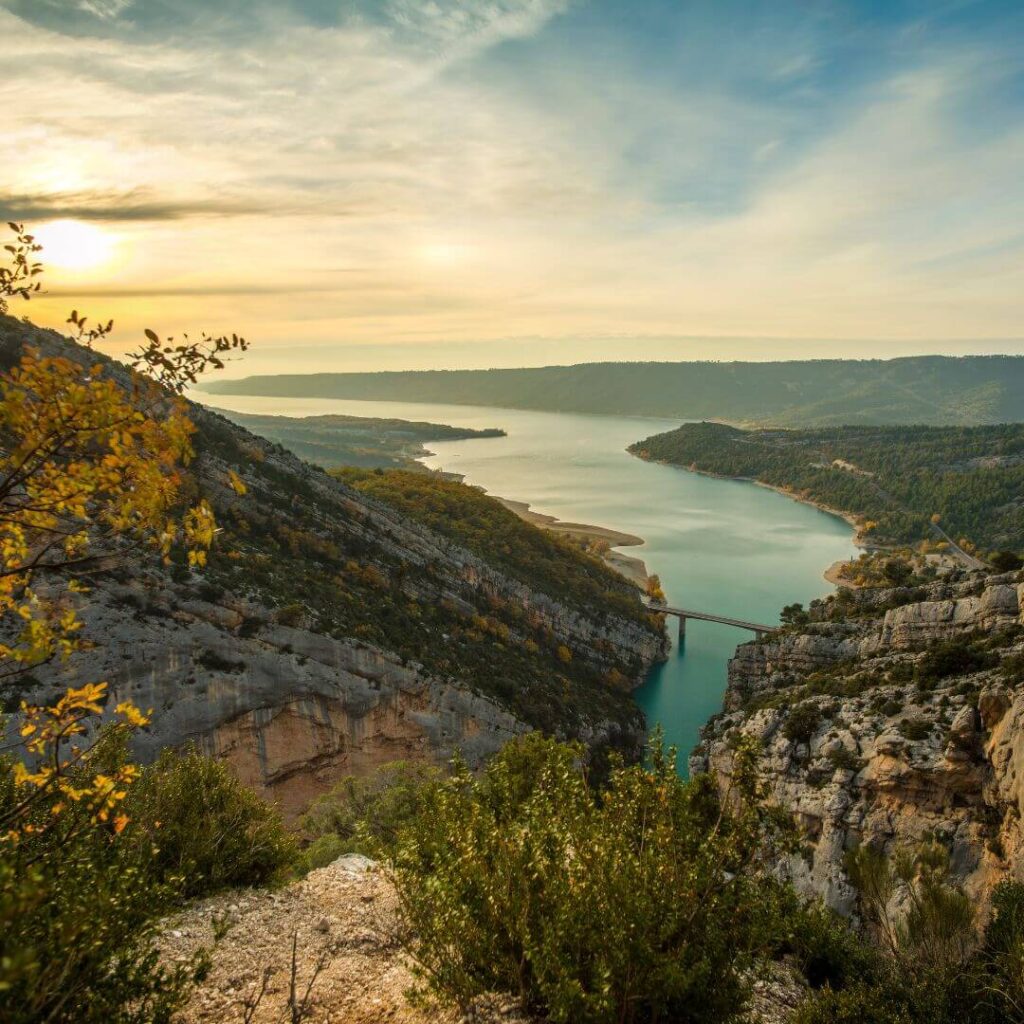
top-left (3, 0), bottom-right (1023, 376)
top-left (196, 343), bottom-right (1024, 384)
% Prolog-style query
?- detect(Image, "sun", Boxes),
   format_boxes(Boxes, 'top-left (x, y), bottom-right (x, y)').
top-left (34, 219), bottom-right (115, 272)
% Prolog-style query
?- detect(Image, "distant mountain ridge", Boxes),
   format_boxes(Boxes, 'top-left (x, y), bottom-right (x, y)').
top-left (199, 355), bottom-right (1024, 427)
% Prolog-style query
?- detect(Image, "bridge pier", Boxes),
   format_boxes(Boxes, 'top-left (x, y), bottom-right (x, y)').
top-left (678, 615), bottom-right (686, 645)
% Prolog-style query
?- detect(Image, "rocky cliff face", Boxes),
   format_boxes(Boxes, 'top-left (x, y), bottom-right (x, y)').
top-left (692, 570), bottom-right (1024, 914)
top-left (1, 315), bottom-right (667, 816)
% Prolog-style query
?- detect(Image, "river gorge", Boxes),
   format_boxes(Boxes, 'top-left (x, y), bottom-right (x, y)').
top-left (204, 394), bottom-right (858, 769)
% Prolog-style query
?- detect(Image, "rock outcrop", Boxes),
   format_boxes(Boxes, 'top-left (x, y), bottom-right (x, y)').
top-left (692, 570), bottom-right (1024, 914)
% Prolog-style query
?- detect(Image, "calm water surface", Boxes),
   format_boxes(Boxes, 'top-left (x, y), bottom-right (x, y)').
top-left (203, 393), bottom-right (857, 769)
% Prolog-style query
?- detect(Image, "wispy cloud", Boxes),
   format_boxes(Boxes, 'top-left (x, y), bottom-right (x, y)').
top-left (1, 0), bottom-right (1022, 364)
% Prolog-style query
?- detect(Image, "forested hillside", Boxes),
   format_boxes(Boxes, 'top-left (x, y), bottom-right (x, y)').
top-left (200, 355), bottom-right (1024, 427)
top-left (630, 422), bottom-right (1024, 554)
top-left (336, 468), bottom-right (648, 626)
top-left (211, 408), bottom-right (504, 470)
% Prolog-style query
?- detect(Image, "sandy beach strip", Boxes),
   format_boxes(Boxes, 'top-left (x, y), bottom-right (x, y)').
top-left (493, 497), bottom-right (650, 588)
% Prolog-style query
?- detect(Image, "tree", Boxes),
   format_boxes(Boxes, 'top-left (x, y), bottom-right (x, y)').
top-left (781, 602), bottom-right (809, 626)
top-left (0, 221), bottom-right (247, 687)
top-left (883, 558), bottom-right (913, 586)
top-left (0, 223), bottom-right (249, 1018)
top-left (990, 550), bottom-right (1023, 573)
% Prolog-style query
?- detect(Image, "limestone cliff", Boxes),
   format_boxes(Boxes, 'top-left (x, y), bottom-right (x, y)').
top-left (692, 570), bottom-right (1024, 914)
top-left (1, 315), bottom-right (667, 816)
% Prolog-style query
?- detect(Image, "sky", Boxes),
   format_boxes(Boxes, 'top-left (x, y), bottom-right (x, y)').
top-left (1, 0), bottom-right (1023, 376)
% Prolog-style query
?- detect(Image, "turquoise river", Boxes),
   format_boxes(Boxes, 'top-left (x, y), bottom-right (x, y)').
top-left (204, 394), bottom-right (858, 770)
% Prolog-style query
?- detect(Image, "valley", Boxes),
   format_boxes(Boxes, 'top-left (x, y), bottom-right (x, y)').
top-left (205, 391), bottom-right (858, 765)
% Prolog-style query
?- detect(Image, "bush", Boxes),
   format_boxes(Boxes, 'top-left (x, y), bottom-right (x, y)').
top-left (979, 881), bottom-right (1024, 1022)
top-left (826, 746), bottom-right (863, 773)
top-left (898, 718), bottom-right (932, 742)
top-left (0, 735), bottom-right (201, 1023)
top-left (301, 760), bottom-right (441, 861)
top-left (387, 732), bottom-right (790, 1023)
top-left (916, 638), bottom-right (997, 686)
top-left (276, 601), bottom-right (307, 627)
top-left (794, 982), bottom-right (917, 1024)
top-left (778, 899), bottom-right (881, 993)
top-left (990, 550), bottom-right (1023, 573)
top-left (784, 702), bottom-right (823, 746)
top-left (124, 747), bottom-right (296, 898)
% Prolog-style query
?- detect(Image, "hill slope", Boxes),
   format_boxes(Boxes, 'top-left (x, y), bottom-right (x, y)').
top-left (630, 421), bottom-right (1024, 553)
top-left (209, 408), bottom-right (504, 470)
top-left (200, 355), bottom-right (1024, 427)
top-left (0, 315), bottom-right (666, 816)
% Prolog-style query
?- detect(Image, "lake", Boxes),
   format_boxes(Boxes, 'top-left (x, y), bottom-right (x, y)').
top-left (202, 393), bottom-right (857, 769)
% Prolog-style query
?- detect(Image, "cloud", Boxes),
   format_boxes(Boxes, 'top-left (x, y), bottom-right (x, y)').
top-left (1, 1), bottom-right (1022, 356)
top-left (0, 189), bottom-right (276, 222)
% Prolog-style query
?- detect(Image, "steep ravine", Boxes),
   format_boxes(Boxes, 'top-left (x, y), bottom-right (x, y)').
top-left (1, 315), bottom-right (667, 817)
top-left (693, 569), bottom-right (1024, 912)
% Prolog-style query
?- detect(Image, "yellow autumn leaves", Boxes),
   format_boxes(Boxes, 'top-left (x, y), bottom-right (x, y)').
top-left (7, 683), bottom-right (149, 842)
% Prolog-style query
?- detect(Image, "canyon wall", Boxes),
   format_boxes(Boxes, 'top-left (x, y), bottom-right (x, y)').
top-left (693, 570), bottom-right (1024, 913)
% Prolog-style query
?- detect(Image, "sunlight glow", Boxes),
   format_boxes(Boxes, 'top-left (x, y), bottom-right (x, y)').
top-left (35, 220), bottom-right (116, 271)
top-left (419, 241), bottom-right (475, 267)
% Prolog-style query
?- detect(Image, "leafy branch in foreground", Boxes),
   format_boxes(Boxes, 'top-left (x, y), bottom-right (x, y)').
top-left (0, 223), bottom-right (266, 1021)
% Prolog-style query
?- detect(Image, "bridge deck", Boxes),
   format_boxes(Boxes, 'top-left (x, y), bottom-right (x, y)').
top-left (651, 605), bottom-right (777, 633)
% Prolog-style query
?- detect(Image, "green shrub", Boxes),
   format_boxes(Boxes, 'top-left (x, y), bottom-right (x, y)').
top-left (0, 739), bottom-right (202, 1023)
top-left (124, 747), bottom-right (296, 898)
top-left (794, 982), bottom-right (917, 1024)
top-left (196, 648), bottom-right (245, 673)
top-left (780, 900), bottom-right (881, 993)
top-left (897, 718), bottom-right (932, 742)
top-left (784, 702), bottom-right (823, 746)
top-left (275, 601), bottom-right (307, 627)
top-left (916, 638), bottom-right (997, 686)
top-left (826, 746), bottom-right (863, 773)
top-left (979, 881), bottom-right (1024, 1022)
top-left (1001, 653), bottom-right (1024, 684)
top-left (387, 732), bottom-right (790, 1023)
top-left (301, 760), bottom-right (440, 861)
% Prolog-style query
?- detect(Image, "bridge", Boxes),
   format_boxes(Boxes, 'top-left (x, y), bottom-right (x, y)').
top-left (646, 602), bottom-right (778, 642)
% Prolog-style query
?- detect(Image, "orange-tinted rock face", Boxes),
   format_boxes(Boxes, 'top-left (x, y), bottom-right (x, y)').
top-left (207, 691), bottom-right (499, 819)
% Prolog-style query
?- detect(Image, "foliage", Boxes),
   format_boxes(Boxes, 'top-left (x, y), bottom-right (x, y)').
top-left (0, 706), bottom-right (201, 1023)
top-left (630, 421), bottom-right (1024, 551)
top-left (0, 224), bottom-right (254, 1021)
top-left (793, 983), bottom-right (918, 1024)
top-left (335, 468), bottom-right (651, 626)
top-left (0, 347), bottom-right (211, 680)
top-left (991, 550), bottom-right (1024, 573)
top-left (0, 223), bottom-right (42, 314)
top-left (897, 718), bottom-right (933, 741)
top-left (782, 602), bottom-right (810, 626)
top-left (915, 636), bottom-right (998, 686)
top-left (980, 881), bottom-right (1024, 1021)
top-left (783, 701), bottom-right (823, 745)
top-left (300, 760), bottom-right (440, 864)
top-left (796, 854), bottom-right (1024, 1024)
top-left (387, 731), bottom-right (793, 1024)
top-left (124, 747), bottom-right (296, 898)
top-left (834, 550), bottom-right (938, 589)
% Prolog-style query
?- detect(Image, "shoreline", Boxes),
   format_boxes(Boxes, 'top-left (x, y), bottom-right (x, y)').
top-left (414, 461), bottom-right (652, 590)
top-left (493, 497), bottom-right (651, 590)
